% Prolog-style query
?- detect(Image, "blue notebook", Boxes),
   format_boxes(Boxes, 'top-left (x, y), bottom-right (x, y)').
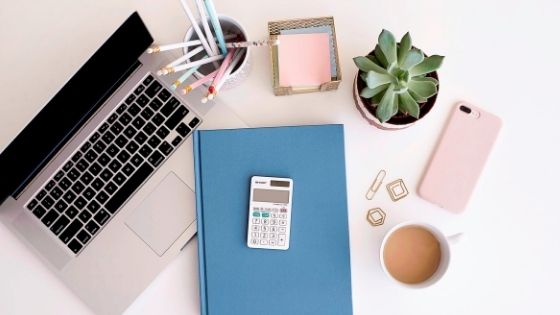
top-left (193, 125), bottom-right (353, 315)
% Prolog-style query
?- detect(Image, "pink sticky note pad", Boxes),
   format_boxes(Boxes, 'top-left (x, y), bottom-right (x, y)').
top-left (278, 33), bottom-right (332, 87)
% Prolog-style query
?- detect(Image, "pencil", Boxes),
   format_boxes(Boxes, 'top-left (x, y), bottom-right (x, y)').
top-left (182, 69), bottom-right (219, 94)
top-left (206, 49), bottom-right (235, 96)
top-left (195, 0), bottom-right (219, 56)
top-left (171, 60), bottom-right (205, 90)
top-left (146, 34), bottom-right (237, 54)
top-left (166, 46), bottom-right (204, 68)
top-left (178, 0), bottom-right (215, 58)
top-left (157, 54), bottom-right (225, 75)
top-left (207, 49), bottom-right (246, 100)
top-left (203, 0), bottom-right (227, 54)
top-left (225, 39), bottom-right (279, 48)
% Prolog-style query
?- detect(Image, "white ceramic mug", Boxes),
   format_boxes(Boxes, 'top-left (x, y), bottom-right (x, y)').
top-left (183, 15), bottom-right (251, 91)
top-left (379, 221), bottom-right (459, 288)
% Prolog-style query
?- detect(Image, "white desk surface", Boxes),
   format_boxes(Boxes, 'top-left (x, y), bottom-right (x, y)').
top-left (1, 0), bottom-right (559, 314)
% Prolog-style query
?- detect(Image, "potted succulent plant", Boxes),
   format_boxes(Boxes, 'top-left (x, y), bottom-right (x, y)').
top-left (353, 30), bottom-right (444, 130)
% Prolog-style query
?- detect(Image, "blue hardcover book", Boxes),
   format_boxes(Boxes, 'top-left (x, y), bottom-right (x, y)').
top-left (193, 125), bottom-right (352, 315)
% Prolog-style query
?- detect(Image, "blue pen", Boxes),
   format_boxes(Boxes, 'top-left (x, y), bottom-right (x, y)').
top-left (203, 0), bottom-right (227, 55)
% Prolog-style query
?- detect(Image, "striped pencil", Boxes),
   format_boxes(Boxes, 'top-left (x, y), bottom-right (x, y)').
top-left (206, 49), bottom-right (246, 101)
top-left (205, 49), bottom-right (235, 97)
top-left (146, 34), bottom-right (237, 54)
top-left (157, 54), bottom-right (225, 75)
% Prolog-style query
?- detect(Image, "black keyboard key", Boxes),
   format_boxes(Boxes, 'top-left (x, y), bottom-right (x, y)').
top-left (152, 113), bottom-right (165, 126)
top-left (110, 121), bottom-right (124, 135)
top-left (80, 142), bottom-right (91, 153)
top-left (148, 151), bottom-right (165, 167)
top-left (116, 104), bottom-right (127, 114)
top-left (80, 171), bottom-right (94, 185)
top-left (54, 170), bottom-right (65, 181)
top-left (87, 200), bottom-right (101, 213)
top-left (54, 200), bottom-right (68, 212)
top-left (59, 178), bottom-right (72, 190)
top-left (145, 81), bottom-right (162, 98)
top-left (132, 117), bottom-right (146, 129)
top-left (37, 189), bottom-right (47, 200)
top-left (134, 84), bottom-right (145, 95)
top-left (108, 160), bottom-right (122, 173)
top-left (92, 179), bottom-right (104, 192)
top-left (63, 190), bottom-right (77, 204)
top-left (74, 196), bottom-right (87, 210)
top-left (136, 95), bottom-right (149, 107)
top-left (68, 168), bottom-right (80, 181)
top-left (51, 215), bottom-right (70, 235)
top-left (41, 210), bottom-right (59, 227)
top-left (46, 180), bottom-right (56, 191)
top-left (51, 187), bottom-right (63, 199)
top-left (140, 107), bottom-right (154, 120)
top-left (139, 145), bottom-right (153, 158)
top-left (62, 161), bottom-right (74, 172)
top-left (159, 141), bottom-right (173, 156)
top-left (72, 151), bottom-right (83, 163)
top-left (83, 188), bottom-right (96, 201)
top-left (161, 97), bottom-right (180, 116)
top-left (125, 94), bottom-right (136, 105)
top-left (77, 230), bottom-right (91, 245)
top-left (156, 126), bottom-right (170, 139)
top-left (76, 159), bottom-right (90, 172)
top-left (171, 136), bottom-right (182, 147)
top-left (143, 122), bottom-right (157, 135)
top-left (93, 140), bottom-right (107, 154)
top-left (127, 103), bottom-right (141, 116)
top-left (119, 113), bottom-right (132, 126)
top-left (143, 75), bottom-right (154, 86)
top-left (124, 126), bottom-right (137, 138)
top-left (122, 163), bottom-right (135, 176)
top-left (113, 172), bottom-right (126, 185)
top-left (125, 141), bottom-right (139, 154)
top-left (100, 169), bottom-right (113, 182)
top-left (134, 131), bottom-right (148, 145)
top-left (130, 154), bottom-right (143, 167)
top-left (115, 135), bottom-right (128, 148)
top-left (59, 220), bottom-right (83, 244)
top-left (165, 106), bottom-right (189, 130)
top-left (41, 196), bottom-right (55, 208)
top-left (89, 162), bottom-right (102, 176)
top-left (71, 181), bottom-right (85, 194)
top-left (102, 131), bottom-right (115, 145)
top-left (107, 144), bottom-right (119, 157)
top-left (89, 132), bottom-right (100, 143)
top-left (79, 210), bottom-right (92, 223)
top-left (176, 122), bottom-right (191, 137)
top-left (27, 199), bottom-right (38, 210)
top-left (96, 191), bottom-right (109, 204)
top-left (105, 163), bottom-right (154, 214)
top-left (149, 98), bottom-right (163, 111)
top-left (94, 210), bottom-right (110, 226)
top-left (85, 221), bottom-right (100, 235)
top-left (189, 117), bottom-right (200, 128)
top-left (158, 88), bottom-right (171, 102)
top-left (65, 206), bottom-right (78, 219)
top-left (33, 205), bottom-right (47, 219)
top-left (105, 182), bottom-right (118, 195)
top-left (107, 113), bottom-right (118, 124)
top-left (68, 239), bottom-right (83, 254)
top-left (148, 136), bottom-right (161, 149)
top-left (117, 150), bottom-right (131, 164)
top-left (99, 122), bottom-right (109, 133)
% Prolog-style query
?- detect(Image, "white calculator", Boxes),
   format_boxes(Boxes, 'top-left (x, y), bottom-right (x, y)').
top-left (247, 176), bottom-right (293, 250)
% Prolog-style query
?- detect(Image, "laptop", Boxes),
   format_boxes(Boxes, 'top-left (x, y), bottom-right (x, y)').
top-left (0, 12), bottom-right (246, 315)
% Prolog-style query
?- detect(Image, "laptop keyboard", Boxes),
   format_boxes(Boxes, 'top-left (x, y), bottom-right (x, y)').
top-left (24, 74), bottom-right (201, 255)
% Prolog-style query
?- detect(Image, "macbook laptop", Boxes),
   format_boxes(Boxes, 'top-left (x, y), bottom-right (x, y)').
top-left (0, 12), bottom-right (246, 315)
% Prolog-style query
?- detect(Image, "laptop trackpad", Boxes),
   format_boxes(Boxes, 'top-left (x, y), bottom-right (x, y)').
top-left (125, 172), bottom-right (196, 257)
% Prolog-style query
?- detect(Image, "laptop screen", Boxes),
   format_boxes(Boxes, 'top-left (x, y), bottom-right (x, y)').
top-left (0, 12), bottom-right (153, 204)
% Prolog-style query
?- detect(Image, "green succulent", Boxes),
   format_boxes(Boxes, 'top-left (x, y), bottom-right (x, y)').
top-left (353, 30), bottom-right (444, 123)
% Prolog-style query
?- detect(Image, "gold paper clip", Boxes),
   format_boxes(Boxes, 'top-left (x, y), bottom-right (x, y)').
top-left (365, 170), bottom-right (386, 200)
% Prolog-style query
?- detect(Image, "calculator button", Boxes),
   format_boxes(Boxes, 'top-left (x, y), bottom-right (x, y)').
top-left (260, 233), bottom-right (267, 239)
top-left (278, 234), bottom-right (286, 246)
top-left (251, 225), bottom-right (259, 232)
top-left (260, 240), bottom-right (268, 245)
top-left (270, 233), bottom-right (277, 239)
top-left (271, 219), bottom-right (278, 225)
top-left (252, 218), bottom-right (260, 224)
top-left (280, 214), bottom-right (287, 219)
top-left (271, 226), bottom-right (278, 232)
top-left (262, 226), bottom-right (269, 232)
top-left (272, 213), bottom-right (278, 218)
top-left (262, 219), bottom-right (269, 225)
top-left (279, 220), bottom-right (286, 226)
top-left (262, 212), bottom-right (269, 218)
top-left (252, 212), bottom-right (260, 217)
top-left (279, 227), bottom-right (286, 233)
top-left (251, 239), bottom-right (258, 245)
top-left (251, 232), bottom-right (259, 238)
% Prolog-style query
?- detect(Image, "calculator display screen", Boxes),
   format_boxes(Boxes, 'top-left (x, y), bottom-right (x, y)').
top-left (253, 189), bottom-right (289, 204)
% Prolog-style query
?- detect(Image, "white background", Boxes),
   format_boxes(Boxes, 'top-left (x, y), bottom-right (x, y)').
top-left (1, 0), bottom-right (559, 314)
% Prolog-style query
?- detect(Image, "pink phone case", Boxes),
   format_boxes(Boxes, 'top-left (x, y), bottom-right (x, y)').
top-left (419, 102), bottom-right (502, 212)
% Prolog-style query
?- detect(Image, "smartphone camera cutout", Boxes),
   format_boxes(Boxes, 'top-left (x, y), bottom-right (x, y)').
top-left (459, 105), bottom-right (480, 119)
top-left (460, 105), bottom-right (472, 114)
